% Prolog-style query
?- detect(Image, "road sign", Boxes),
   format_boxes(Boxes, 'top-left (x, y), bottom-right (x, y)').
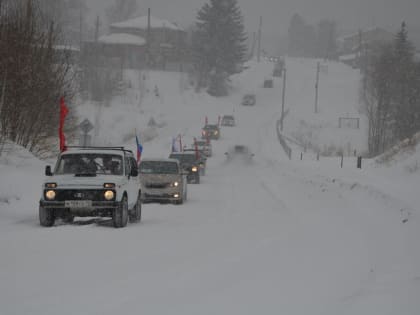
top-left (79, 119), bottom-right (94, 134)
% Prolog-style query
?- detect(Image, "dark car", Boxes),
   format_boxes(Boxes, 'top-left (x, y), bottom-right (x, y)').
top-left (221, 115), bottom-right (235, 127)
top-left (242, 94), bottom-right (256, 105)
top-left (182, 149), bottom-right (207, 176)
top-left (169, 152), bottom-right (201, 184)
top-left (201, 124), bottom-right (220, 140)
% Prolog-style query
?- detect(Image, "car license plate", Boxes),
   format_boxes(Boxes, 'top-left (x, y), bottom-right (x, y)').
top-left (65, 200), bottom-right (92, 208)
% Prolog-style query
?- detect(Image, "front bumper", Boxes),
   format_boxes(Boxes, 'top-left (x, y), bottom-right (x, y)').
top-left (40, 200), bottom-right (119, 210)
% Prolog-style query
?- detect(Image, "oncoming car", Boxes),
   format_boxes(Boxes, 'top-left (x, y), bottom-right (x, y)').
top-left (225, 145), bottom-right (254, 162)
top-left (139, 158), bottom-right (187, 204)
top-left (39, 146), bottom-right (141, 228)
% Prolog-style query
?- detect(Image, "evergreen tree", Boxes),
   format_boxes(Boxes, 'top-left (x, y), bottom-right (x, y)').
top-left (106, 0), bottom-right (139, 24)
top-left (193, 0), bottom-right (247, 96)
top-left (392, 22), bottom-right (417, 140)
top-left (317, 19), bottom-right (337, 60)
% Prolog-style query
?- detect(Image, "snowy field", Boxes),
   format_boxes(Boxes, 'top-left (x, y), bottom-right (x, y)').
top-left (0, 58), bottom-right (419, 315)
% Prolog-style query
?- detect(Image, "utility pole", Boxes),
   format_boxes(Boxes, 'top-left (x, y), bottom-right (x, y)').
top-left (146, 8), bottom-right (151, 68)
top-left (94, 16), bottom-right (100, 42)
top-left (315, 61), bottom-right (320, 113)
top-left (79, 1), bottom-right (83, 49)
top-left (281, 68), bottom-right (287, 131)
top-left (257, 16), bottom-right (262, 62)
top-left (249, 31), bottom-right (256, 59)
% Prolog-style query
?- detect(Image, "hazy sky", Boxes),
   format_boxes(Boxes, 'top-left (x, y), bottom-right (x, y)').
top-left (87, 0), bottom-right (420, 54)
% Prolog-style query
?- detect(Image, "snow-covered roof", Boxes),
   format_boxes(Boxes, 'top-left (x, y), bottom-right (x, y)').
top-left (98, 33), bottom-right (146, 46)
top-left (339, 53), bottom-right (357, 61)
top-left (111, 16), bottom-right (184, 32)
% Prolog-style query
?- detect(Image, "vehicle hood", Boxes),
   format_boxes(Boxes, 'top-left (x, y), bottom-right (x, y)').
top-left (45, 175), bottom-right (126, 189)
top-left (140, 173), bottom-right (181, 183)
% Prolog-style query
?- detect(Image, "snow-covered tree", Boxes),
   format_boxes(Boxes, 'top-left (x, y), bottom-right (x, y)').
top-left (391, 22), bottom-right (417, 141)
top-left (362, 22), bottom-right (420, 156)
top-left (193, 0), bottom-right (247, 96)
top-left (0, 0), bottom-right (76, 152)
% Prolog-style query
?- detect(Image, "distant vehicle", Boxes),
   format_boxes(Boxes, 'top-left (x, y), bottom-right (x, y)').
top-left (201, 124), bottom-right (220, 140)
top-left (191, 139), bottom-right (212, 157)
top-left (242, 94), bottom-right (256, 105)
top-left (139, 158), bottom-right (187, 204)
top-left (182, 148), bottom-right (207, 176)
top-left (39, 146), bottom-right (141, 228)
top-left (225, 145), bottom-right (254, 162)
top-left (221, 115), bottom-right (235, 127)
top-left (168, 152), bottom-right (201, 184)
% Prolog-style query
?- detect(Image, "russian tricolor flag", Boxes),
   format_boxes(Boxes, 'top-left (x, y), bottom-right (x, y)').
top-left (136, 134), bottom-right (143, 163)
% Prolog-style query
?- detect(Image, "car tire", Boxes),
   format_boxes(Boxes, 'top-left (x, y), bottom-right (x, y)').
top-left (129, 193), bottom-right (142, 223)
top-left (39, 206), bottom-right (55, 227)
top-left (195, 175), bottom-right (200, 184)
top-left (113, 196), bottom-right (128, 228)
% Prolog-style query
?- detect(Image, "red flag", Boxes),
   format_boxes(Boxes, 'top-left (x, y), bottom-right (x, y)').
top-left (59, 97), bottom-right (69, 152)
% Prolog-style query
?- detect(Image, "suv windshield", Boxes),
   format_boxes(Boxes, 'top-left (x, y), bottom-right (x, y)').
top-left (140, 161), bottom-right (179, 174)
top-left (55, 153), bottom-right (123, 175)
top-left (169, 153), bottom-right (197, 164)
top-left (203, 125), bottom-right (218, 130)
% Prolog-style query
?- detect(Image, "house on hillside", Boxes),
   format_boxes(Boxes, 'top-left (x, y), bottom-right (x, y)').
top-left (81, 15), bottom-right (189, 71)
top-left (338, 27), bottom-right (394, 68)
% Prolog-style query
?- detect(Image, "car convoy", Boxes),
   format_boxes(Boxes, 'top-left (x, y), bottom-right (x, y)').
top-left (38, 117), bottom-right (246, 228)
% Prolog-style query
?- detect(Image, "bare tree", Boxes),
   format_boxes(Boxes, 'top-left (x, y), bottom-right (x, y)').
top-left (0, 0), bottom-right (76, 153)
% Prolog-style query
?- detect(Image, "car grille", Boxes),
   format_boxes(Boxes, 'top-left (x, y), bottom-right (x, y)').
top-left (54, 189), bottom-right (107, 201)
top-left (145, 183), bottom-right (170, 189)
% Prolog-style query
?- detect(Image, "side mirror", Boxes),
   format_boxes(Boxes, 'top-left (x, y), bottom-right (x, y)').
top-left (45, 165), bottom-right (53, 176)
top-left (130, 167), bottom-right (138, 177)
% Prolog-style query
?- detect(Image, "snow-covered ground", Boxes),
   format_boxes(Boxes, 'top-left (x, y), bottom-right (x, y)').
top-left (0, 58), bottom-right (419, 315)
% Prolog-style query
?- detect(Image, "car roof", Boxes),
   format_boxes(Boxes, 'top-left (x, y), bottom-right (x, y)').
top-left (61, 148), bottom-right (128, 156)
top-left (169, 151), bottom-right (196, 156)
top-left (203, 124), bottom-right (219, 128)
top-left (223, 115), bottom-right (234, 118)
top-left (140, 158), bottom-right (179, 164)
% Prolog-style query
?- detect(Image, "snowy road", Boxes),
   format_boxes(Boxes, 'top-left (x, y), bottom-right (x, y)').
top-left (1, 59), bottom-right (419, 314)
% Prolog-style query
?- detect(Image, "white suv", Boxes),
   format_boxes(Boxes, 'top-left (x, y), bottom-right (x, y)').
top-left (39, 147), bottom-right (141, 228)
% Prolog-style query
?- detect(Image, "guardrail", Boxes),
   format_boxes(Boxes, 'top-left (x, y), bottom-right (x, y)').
top-left (275, 119), bottom-right (292, 160)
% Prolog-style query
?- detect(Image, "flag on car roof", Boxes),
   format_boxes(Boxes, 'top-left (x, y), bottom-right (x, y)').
top-left (135, 134), bottom-right (143, 163)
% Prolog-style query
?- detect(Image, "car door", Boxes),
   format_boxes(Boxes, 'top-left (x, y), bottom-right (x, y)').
top-left (127, 156), bottom-right (140, 207)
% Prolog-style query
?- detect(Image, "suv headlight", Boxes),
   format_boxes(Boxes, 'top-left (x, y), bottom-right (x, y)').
top-left (45, 190), bottom-right (56, 200)
top-left (171, 181), bottom-right (179, 187)
top-left (192, 166), bottom-right (198, 172)
top-left (104, 190), bottom-right (115, 200)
